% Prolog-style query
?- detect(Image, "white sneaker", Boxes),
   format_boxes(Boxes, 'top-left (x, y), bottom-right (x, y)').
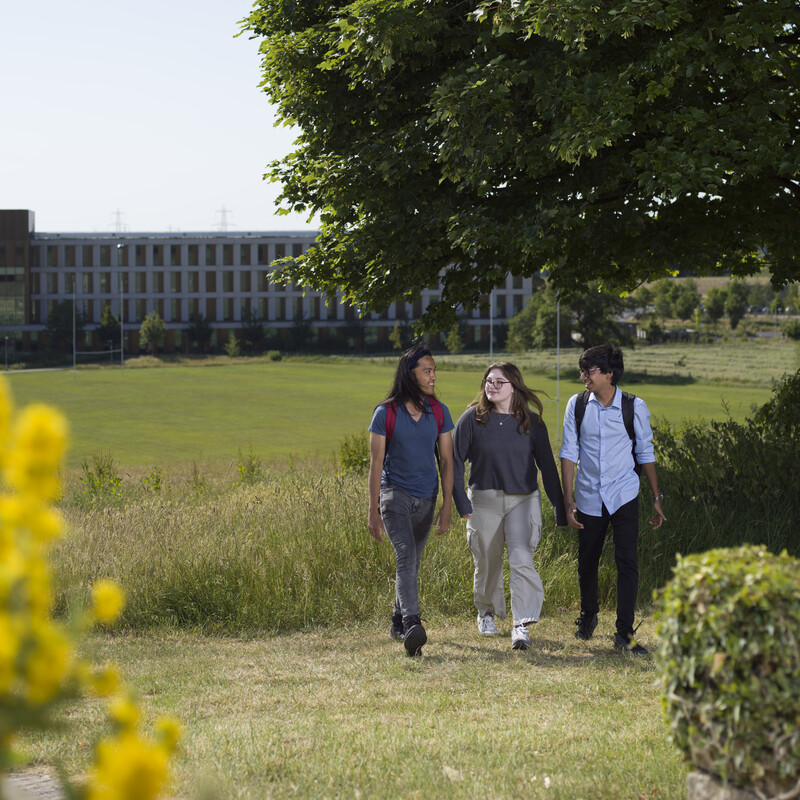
top-left (512, 624), bottom-right (531, 651)
top-left (477, 613), bottom-right (499, 636)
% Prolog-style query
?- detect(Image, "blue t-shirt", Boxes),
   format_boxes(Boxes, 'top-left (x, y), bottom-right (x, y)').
top-left (369, 398), bottom-right (454, 498)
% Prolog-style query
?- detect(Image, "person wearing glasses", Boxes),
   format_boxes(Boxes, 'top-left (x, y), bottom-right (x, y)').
top-left (559, 344), bottom-right (666, 655)
top-left (452, 362), bottom-right (566, 651)
top-left (368, 345), bottom-right (455, 657)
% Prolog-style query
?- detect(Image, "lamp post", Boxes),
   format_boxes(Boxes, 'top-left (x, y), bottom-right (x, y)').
top-left (117, 244), bottom-right (124, 374)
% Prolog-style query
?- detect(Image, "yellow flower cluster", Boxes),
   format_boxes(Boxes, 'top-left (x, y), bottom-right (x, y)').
top-left (0, 376), bottom-right (180, 796)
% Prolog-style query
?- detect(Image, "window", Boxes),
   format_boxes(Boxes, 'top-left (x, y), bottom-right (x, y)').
top-left (100, 272), bottom-right (111, 293)
top-left (205, 272), bottom-right (216, 292)
top-left (170, 299), bottom-right (180, 321)
top-left (66, 273), bottom-right (76, 293)
top-left (170, 272), bottom-right (181, 293)
top-left (135, 273), bottom-right (146, 293)
top-left (117, 244), bottom-right (129, 267)
top-left (153, 272), bottom-right (165, 293)
top-left (155, 299), bottom-right (164, 317)
top-left (223, 298), bottom-right (234, 321)
top-left (31, 247), bottom-right (41, 268)
top-left (258, 270), bottom-right (270, 292)
top-left (189, 298), bottom-right (200, 317)
top-left (188, 244), bottom-right (199, 266)
top-left (152, 245), bottom-right (163, 267)
top-left (100, 246), bottom-right (111, 267)
top-left (47, 246), bottom-right (57, 267)
top-left (65, 246), bottom-right (75, 267)
top-left (205, 298), bottom-right (216, 321)
top-left (223, 244), bottom-right (233, 266)
top-left (31, 274), bottom-right (41, 294)
top-left (257, 244), bottom-right (269, 265)
top-left (240, 271), bottom-right (251, 292)
top-left (83, 300), bottom-right (94, 321)
top-left (170, 245), bottom-right (180, 266)
top-left (135, 245), bottom-right (146, 267)
top-left (275, 244), bottom-right (286, 259)
top-left (82, 273), bottom-right (93, 293)
top-left (187, 272), bottom-right (199, 293)
top-left (292, 243), bottom-right (303, 258)
top-left (240, 245), bottom-right (251, 266)
top-left (135, 299), bottom-right (147, 321)
top-left (222, 272), bottom-right (234, 292)
top-left (45, 273), bottom-right (57, 294)
top-left (276, 297), bottom-right (285, 320)
top-left (205, 244), bottom-right (216, 266)
top-left (119, 273), bottom-right (129, 294)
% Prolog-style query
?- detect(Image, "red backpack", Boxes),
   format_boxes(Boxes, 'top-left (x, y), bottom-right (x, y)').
top-left (384, 397), bottom-right (445, 443)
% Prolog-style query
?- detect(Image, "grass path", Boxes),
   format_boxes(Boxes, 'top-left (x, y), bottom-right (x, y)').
top-left (21, 614), bottom-right (686, 799)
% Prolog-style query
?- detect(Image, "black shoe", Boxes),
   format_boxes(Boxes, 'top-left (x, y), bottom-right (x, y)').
top-left (403, 616), bottom-right (427, 657)
top-left (574, 611), bottom-right (598, 640)
top-left (389, 615), bottom-right (405, 642)
top-left (614, 632), bottom-right (648, 656)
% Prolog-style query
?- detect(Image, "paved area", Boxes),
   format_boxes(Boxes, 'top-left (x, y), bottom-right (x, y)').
top-left (3, 771), bottom-right (65, 800)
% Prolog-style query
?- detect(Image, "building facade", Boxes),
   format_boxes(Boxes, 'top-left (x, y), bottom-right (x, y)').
top-left (0, 209), bottom-right (534, 354)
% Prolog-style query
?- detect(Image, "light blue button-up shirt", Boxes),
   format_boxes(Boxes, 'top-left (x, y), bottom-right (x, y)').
top-left (559, 388), bottom-right (656, 517)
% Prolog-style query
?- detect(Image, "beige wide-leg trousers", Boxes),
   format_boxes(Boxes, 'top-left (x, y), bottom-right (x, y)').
top-left (466, 488), bottom-right (544, 626)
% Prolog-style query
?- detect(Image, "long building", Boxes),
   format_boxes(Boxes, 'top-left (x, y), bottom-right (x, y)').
top-left (0, 209), bottom-right (535, 354)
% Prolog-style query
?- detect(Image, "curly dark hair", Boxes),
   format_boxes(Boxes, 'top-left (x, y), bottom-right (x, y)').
top-left (468, 362), bottom-right (545, 434)
top-left (579, 344), bottom-right (624, 386)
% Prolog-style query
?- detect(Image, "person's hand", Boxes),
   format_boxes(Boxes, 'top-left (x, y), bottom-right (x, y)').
top-left (649, 498), bottom-right (666, 530)
top-left (434, 505), bottom-right (451, 535)
top-left (566, 502), bottom-right (584, 530)
top-left (368, 507), bottom-right (385, 542)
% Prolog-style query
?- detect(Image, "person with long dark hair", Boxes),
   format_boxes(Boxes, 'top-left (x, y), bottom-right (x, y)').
top-left (368, 345), bottom-right (454, 657)
top-left (452, 362), bottom-right (566, 651)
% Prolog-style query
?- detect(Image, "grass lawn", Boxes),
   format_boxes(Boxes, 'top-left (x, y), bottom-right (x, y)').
top-left (19, 614), bottom-right (685, 800)
top-left (5, 339), bottom-right (797, 468)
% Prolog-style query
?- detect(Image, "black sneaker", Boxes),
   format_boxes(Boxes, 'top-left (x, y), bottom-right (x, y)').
top-left (389, 615), bottom-right (405, 642)
top-left (574, 611), bottom-right (598, 640)
top-left (614, 632), bottom-right (648, 656)
top-left (403, 616), bottom-right (427, 657)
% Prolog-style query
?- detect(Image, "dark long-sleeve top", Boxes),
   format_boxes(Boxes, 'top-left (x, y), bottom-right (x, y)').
top-left (452, 408), bottom-right (567, 526)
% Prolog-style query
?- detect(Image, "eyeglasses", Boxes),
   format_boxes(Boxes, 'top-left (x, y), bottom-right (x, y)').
top-left (579, 367), bottom-right (602, 379)
top-left (483, 378), bottom-right (510, 389)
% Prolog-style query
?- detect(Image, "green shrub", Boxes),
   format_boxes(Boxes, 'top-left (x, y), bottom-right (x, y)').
top-left (783, 319), bottom-right (800, 341)
top-left (80, 452), bottom-right (123, 498)
top-left (653, 368), bottom-right (800, 516)
top-left (142, 465), bottom-right (166, 494)
top-left (234, 447), bottom-right (264, 486)
top-left (655, 545), bottom-right (800, 795)
top-left (267, 350), bottom-right (282, 361)
top-left (338, 431), bottom-right (370, 474)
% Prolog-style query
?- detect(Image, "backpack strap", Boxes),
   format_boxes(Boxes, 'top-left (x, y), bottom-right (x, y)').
top-left (428, 396), bottom-right (445, 435)
top-left (620, 391), bottom-right (636, 445)
top-left (385, 402), bottom-right (397, 443)
top-left (574, 390), bottom-right (590, 443)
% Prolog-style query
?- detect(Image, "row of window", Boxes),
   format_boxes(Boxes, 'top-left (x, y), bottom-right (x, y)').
top-left (31, 242), bottom-right (308, 269)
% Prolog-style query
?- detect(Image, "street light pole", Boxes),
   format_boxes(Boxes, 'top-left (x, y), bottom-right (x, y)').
top-left (117, 244), bottom-right (124, 375)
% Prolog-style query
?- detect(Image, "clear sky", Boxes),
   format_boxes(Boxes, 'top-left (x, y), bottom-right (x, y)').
top-left (0, 0), bottom-right (317, 234)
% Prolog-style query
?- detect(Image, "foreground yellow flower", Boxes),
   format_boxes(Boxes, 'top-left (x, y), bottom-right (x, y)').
top-left (3, 404), bottom-right (68, 502)
top-left (86, 731), bottom-right (171, 800)
top-left (91, 580), bottom-right (125, 625)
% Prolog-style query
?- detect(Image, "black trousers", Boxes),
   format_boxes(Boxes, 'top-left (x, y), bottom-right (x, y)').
top-left (577, 497), bottom-right (639, 637)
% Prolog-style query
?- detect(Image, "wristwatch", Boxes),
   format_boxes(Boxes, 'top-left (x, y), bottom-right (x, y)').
top-left (652, 492), bottom-right (664, 502)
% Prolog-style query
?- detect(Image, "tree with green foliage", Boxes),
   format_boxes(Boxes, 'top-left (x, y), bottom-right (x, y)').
top-left (139, 310), bottom-right (166, 354)
top-left (186, 314), bottom-right (213, 353)
top-left (241, 307), bottom-right (266, 353)
top-left (725, 281), bottom-right (749, 331)
top-left (672, 280), bottom-right (700, 321)
top-left (445, 323), bottom-right (464, 355)
top-left (242, 0), bottom-right (800, 330)
top-left (97, 305), bottom-right (121, 349)
top-left (703, 287), bottom-right (727, 324)
top-left (46, 300), bottom-right (87, 353)
top-left (224, 331), bottom-right (242, 358)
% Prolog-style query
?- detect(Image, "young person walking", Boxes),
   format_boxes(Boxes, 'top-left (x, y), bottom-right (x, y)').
top-left (452, 362), bottom-right (566, 651)
top-left (559, 344), bottom-right (666, 655)
top-left (368, 345), bottom-right (454, 657)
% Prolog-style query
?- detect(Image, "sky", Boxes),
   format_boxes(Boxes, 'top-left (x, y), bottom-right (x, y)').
top-left (0, 0), bottom-right (317, 234)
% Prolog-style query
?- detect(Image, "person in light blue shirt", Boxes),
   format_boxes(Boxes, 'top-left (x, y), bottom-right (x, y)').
top-left (559, 344), bottom-right (666, 655)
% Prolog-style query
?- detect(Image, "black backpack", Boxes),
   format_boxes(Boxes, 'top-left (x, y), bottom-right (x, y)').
top-left (574, 390), bottom-right (642, 476)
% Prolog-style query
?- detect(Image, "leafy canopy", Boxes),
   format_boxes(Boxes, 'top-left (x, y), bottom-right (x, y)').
top-left (242, 0), bottom-right (800, 329)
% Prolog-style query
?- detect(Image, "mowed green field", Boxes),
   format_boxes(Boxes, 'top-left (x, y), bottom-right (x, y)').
top-left (4, 341), bottom-right (795, 468)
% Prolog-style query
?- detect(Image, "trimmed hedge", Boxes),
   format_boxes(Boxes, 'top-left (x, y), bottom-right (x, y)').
top-left (655, 545), bottom-right (800, 795)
